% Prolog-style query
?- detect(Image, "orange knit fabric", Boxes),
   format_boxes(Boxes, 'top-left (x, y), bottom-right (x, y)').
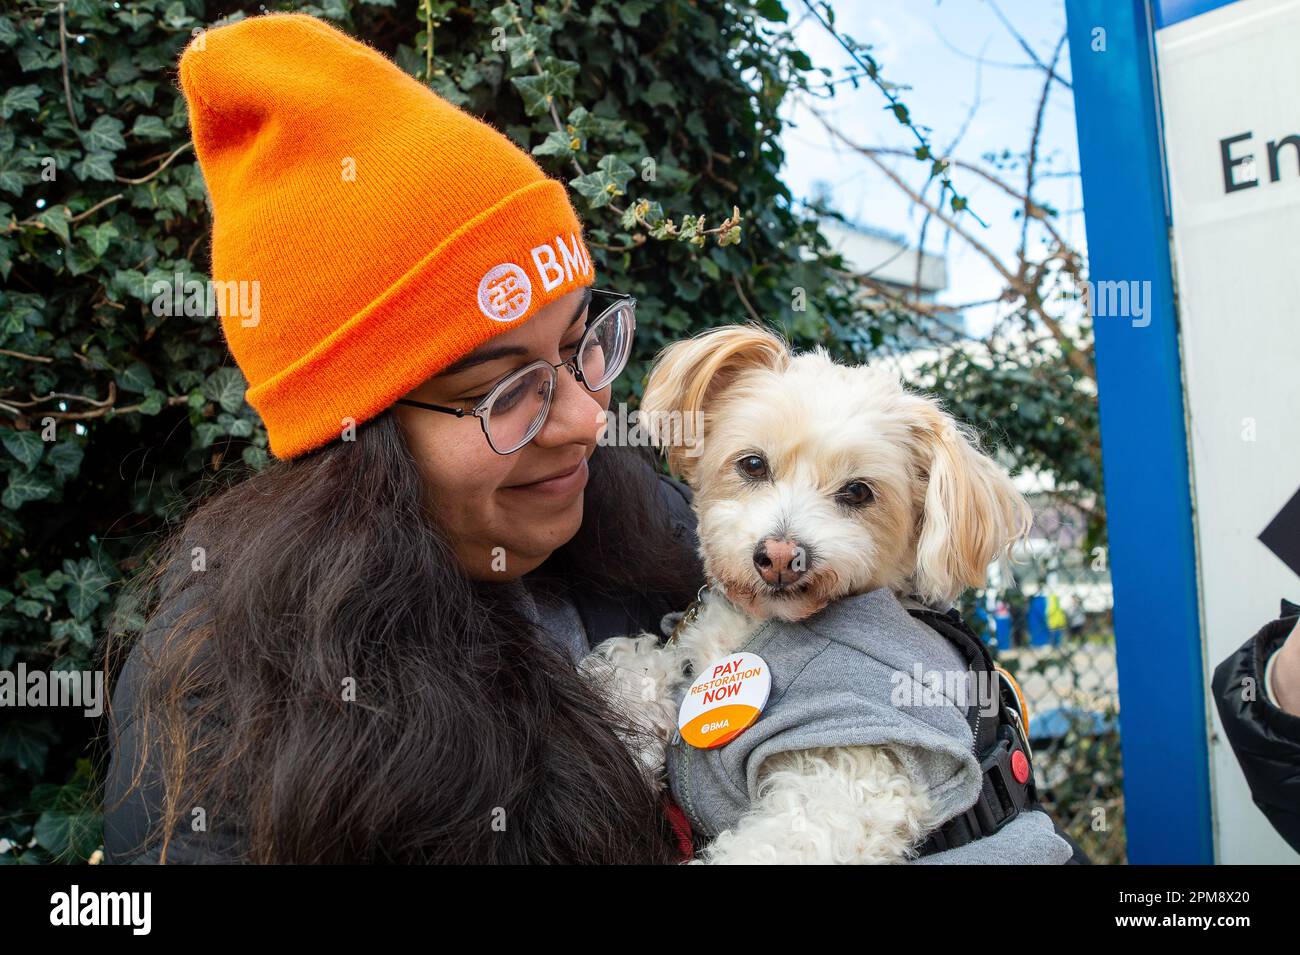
top-left (177, 13), bottom-right (595, 459)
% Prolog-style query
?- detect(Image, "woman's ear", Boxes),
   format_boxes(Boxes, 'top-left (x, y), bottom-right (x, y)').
top-left (905, 395), bottom-right (1033, 606)
top-left (639, 322), bottom-right (789, 483)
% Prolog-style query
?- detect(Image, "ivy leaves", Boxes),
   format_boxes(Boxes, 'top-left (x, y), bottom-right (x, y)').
top-left (1, 758), bottom-right (104, 864)
top-left (1, 429), bottom-right (44, 471)
top-left (78, 114), bottom-right (125, 153)
top-left (201, 366), bottom-right (246, 415)
top-left (1, 429), bottom-right (82, 511)
top-left (58, 558), bottom-right (113, 622)
top-left (486, 0), bottom-right (745, 254)
top-left (511, 57), bottom-right (580, 116)
top-left (3, 558), bottom-right (111, 629)
top-left (571, 155), bottom-right (637, 208)
top-left (1, 84), bottom-right (42, 120)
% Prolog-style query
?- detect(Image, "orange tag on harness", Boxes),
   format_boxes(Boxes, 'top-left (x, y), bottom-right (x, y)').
top-left (678, 652), bottom-right (771, 749)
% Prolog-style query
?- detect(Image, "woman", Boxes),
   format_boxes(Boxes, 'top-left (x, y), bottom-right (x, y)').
top-left (103, 13), bottom-right (701, 864)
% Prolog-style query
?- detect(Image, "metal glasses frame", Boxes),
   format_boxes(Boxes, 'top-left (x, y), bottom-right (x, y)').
top-left (394, 287), bottom-right (636, 454)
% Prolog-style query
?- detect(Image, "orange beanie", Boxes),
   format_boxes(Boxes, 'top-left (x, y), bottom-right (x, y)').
top-left (177, 13), bottom-right (595, 459)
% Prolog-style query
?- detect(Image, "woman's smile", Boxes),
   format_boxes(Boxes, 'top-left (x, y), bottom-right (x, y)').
top-left (502, 455), bottom-right (590, 499)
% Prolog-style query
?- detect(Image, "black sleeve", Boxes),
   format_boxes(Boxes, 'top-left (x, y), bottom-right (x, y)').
top-left (1210, 602), bottom-right (1300, 854)
top-left (573, 471), bottom-right (702, 648)
top-left (656, 471), bottom-right (697, 542)
top-left (102, 582), bottom-right (249, 864)
top-left (657, 470), bottom-right (694, 508)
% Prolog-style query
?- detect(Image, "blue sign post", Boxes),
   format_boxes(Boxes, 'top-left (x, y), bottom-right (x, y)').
top-left (1064, 0), bottom-right (1214, 863)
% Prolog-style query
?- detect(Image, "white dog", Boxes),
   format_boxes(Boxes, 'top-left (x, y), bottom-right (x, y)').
top-left (581, 323), bottom-right (1033, 864)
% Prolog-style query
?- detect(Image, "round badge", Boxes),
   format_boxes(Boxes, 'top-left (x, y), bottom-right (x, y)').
top-left (476, 262), bottom-right (532, 322)
top-left (677, 651), bottom-right (771, 749)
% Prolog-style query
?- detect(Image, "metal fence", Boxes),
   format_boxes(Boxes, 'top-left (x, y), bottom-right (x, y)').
top-left (960, 473), bottom-right (1124, 863)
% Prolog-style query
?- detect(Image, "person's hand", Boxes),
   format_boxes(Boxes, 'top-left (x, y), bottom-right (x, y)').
top-left (1269, 618), bottom-right (1300, 716)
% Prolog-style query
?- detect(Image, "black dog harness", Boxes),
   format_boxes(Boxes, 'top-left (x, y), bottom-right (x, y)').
top-left (905, 604), bottom-right (1038, 856)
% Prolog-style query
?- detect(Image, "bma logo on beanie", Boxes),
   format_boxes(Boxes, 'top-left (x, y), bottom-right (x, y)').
top-left (477, 263), bottom-right (532, 322)
top-left (477, 232), bottom-right (593, 323)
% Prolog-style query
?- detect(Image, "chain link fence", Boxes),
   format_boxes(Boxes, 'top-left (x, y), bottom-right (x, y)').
top-left (959, 471), bottom-right (1123, 864)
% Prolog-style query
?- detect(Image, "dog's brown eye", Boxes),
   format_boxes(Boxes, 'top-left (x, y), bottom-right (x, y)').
top-left (737, 454), bottom-right (769, 480)
top-left (838, 481), bottom-right (875, 507)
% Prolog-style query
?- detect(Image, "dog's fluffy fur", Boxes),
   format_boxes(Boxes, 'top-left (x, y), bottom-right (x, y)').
top-left (580, 324), bottom-right (1032, 864)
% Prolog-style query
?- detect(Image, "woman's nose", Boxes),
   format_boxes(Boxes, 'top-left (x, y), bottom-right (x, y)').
top-left (533, 363), bottom-right (606, 449)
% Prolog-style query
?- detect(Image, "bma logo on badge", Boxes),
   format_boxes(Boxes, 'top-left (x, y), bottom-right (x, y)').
top-left (477, 263), bottom-right (532, 322)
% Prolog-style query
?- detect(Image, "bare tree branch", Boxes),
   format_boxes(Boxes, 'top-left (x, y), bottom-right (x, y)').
top-left (986, 0), bottom-right (1073, 90)
top-left (804, 105), bottom-right (1095, 380)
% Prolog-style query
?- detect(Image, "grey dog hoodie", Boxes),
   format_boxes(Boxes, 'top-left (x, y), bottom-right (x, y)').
top-left (665, 586), bottom-right (1072, 864)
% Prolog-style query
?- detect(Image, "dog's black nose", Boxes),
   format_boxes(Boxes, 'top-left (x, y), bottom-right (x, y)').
top-left (753, 538), bottom-right (808, 588)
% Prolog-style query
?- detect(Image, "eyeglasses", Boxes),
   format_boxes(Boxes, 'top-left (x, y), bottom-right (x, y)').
top-left (395, 288), bottom-right (636, 455)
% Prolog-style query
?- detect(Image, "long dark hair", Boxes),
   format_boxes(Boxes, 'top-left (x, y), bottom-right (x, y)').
top-left (103, 411), bottom-right (701, 863)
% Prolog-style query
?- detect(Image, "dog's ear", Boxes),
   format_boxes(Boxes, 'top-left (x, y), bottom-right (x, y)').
top-left (640, 323), bottom-right (789, 482)
top-left (904, 395), bottom-right (1033, 606)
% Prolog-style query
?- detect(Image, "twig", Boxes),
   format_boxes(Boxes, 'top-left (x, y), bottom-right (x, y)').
top-left (799, 0), bottom-right (983, 225)
top-left (0, 390), bottom-right (114, 408)
top-left (68, 194), bottom-right (124, 224)
top-left (58, 2), bottom-right (81, 132)
top-left (912, 43), bottom-right (986, 298)
top-left (932, 23), bottom-right (1063, 75)
top-left (113, 395), bottom-right (190, 417)
top-left (510, 13), bottom-right (587, 184)
top-left (986, 0), bottom-right (1072, 91)
top-left (4, 194), bottom-right (124, 235)
top-left (116, 143), bottom-right (192, 186)
top-left (853, 146), bottom-right (1070, 252)
top-left (1019, 34), bottom-right (1066, 266)
top-left (0, 381), bottom-right (190, 422)
top-left (830, 266), bottom-right (1003, 319)
top-left (0, 348), bottom-right (54, 364)
top-left (731, 274), bottom-right (762, 323)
